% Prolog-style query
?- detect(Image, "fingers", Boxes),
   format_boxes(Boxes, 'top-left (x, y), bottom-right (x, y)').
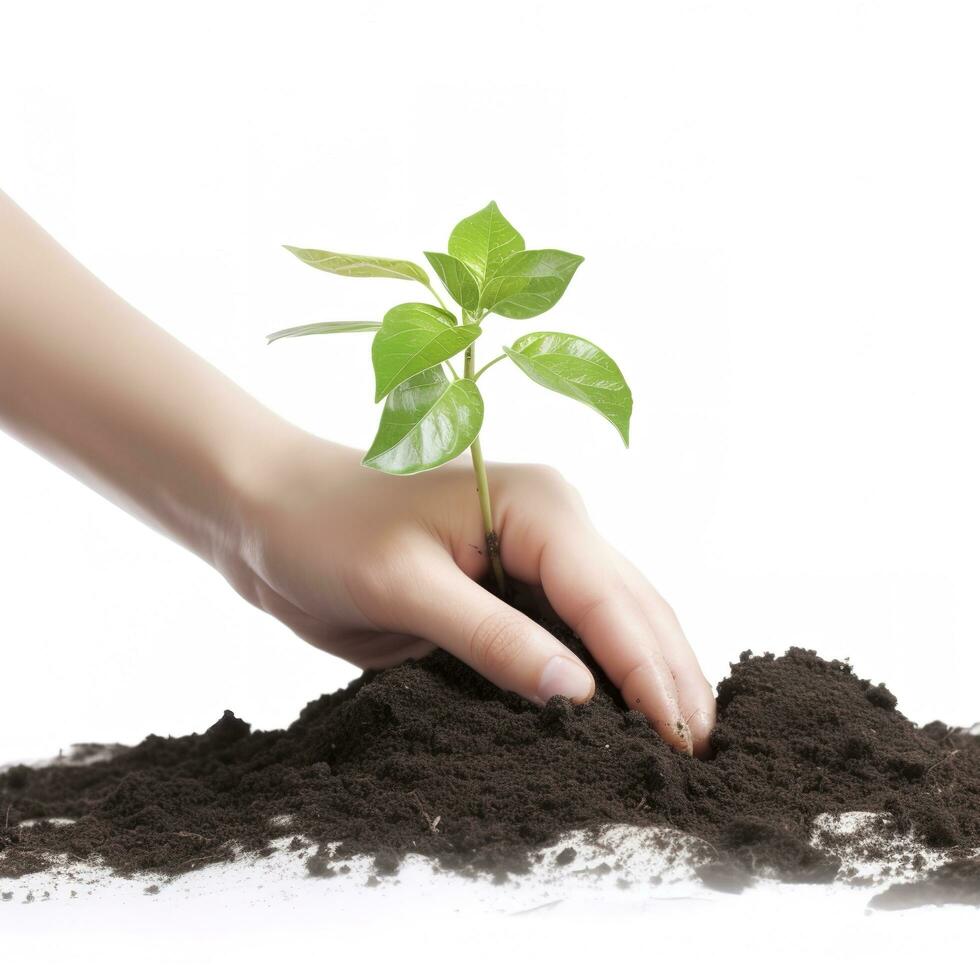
top-left (401, 555), bottom-right (595, 707)
top-left (618, 560), bottom-right (717, 757)
top-left (547, 560), bottom-right (693, 754)
top-left (498, 502), bottom-right (704, 754)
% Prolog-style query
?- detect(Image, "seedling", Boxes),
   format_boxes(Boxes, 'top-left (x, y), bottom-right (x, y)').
top-left (268, 202), bottom-right (633, 595)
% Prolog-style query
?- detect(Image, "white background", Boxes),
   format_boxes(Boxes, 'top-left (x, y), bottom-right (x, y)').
top-left (1, 0), bottom-right (979, 965)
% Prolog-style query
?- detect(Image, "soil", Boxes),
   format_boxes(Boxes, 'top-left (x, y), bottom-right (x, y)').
top-left (2, 629), bottom-right (979, 900)
top-left (868, 857), bottom-right (980, 910)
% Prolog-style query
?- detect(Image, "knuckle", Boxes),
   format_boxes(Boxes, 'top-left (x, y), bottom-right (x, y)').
top-left (529, 463), bottom-right (567, 490)
top-left (523, 464), bottom-right (584, 509)
top-left (574, 591), bottom-right (615, 635)
top-left (470, 609), bottom-right (527, 678)
top-left (562, 481), bottom-right (586, 512)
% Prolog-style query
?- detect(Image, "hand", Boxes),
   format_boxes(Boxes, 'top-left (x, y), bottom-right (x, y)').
top-left (221, 432), bottom-right (716, 755)
top-left (0, 191), bottom-right (713, 755)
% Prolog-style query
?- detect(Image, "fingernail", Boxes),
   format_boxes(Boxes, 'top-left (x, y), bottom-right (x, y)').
top-left (686, 708), bottom-right (712, 743)
top-left (655, 717), bottom-right (693, 755)
top-left (623, 663), bottom-right (689, 752)
top-left (677, 720), bottom-right (694, 756)
top-left (537, 656), bottom-right (594, 704)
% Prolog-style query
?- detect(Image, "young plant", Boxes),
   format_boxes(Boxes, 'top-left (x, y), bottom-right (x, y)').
top-left (268, 202), bottom-right (633, 596)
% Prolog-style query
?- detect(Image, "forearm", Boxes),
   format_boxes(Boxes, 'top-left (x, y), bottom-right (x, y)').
top-left (0, 190), bottom-right (293, 563)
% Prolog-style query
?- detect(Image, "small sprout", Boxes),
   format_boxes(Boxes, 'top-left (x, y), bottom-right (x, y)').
top-left (269, 202), bottom-right (633, 594)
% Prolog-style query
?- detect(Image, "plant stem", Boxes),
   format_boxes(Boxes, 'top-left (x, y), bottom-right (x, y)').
top-left (464, 341), bottom-right (507, 596)
top-left (473, 353), bottom-right (507, 381)
top-left (424, 283), bottom-right (452, 313)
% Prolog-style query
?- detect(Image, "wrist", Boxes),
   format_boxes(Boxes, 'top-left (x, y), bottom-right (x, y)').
top-left (211, 415), bottom-right (356, 574)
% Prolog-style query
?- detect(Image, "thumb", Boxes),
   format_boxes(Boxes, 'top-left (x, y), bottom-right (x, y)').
top-left (405, 559), bottom-right (595, 706)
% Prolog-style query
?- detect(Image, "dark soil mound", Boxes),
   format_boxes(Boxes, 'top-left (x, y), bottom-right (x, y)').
top-left (2, 641), bottom-right (979, 891)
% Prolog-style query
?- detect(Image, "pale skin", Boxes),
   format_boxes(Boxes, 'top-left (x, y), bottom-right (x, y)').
top-left (0, 191), bottom-right (716, 755)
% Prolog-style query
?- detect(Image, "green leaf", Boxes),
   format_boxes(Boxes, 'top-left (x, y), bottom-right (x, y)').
top-left (424, 251), bottom-right (480, 312)
top-left (371, 303), bottom-right (480, 402)
top-left (480, 250), bottom-right (584, 319)
top-left (283, 245), bottom-right (430, 285)
top-left (447, 201), bottom-right (525, 284)
top-left (266, 321), bottom-right (381, 344)
top-left (362, 367), bottom-right (484, 475)
top-left (503, 332), bottom-right (633, 445)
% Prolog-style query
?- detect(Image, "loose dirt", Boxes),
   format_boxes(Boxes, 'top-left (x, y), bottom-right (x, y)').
top-left (2, 635), bottom-right (978, 903)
